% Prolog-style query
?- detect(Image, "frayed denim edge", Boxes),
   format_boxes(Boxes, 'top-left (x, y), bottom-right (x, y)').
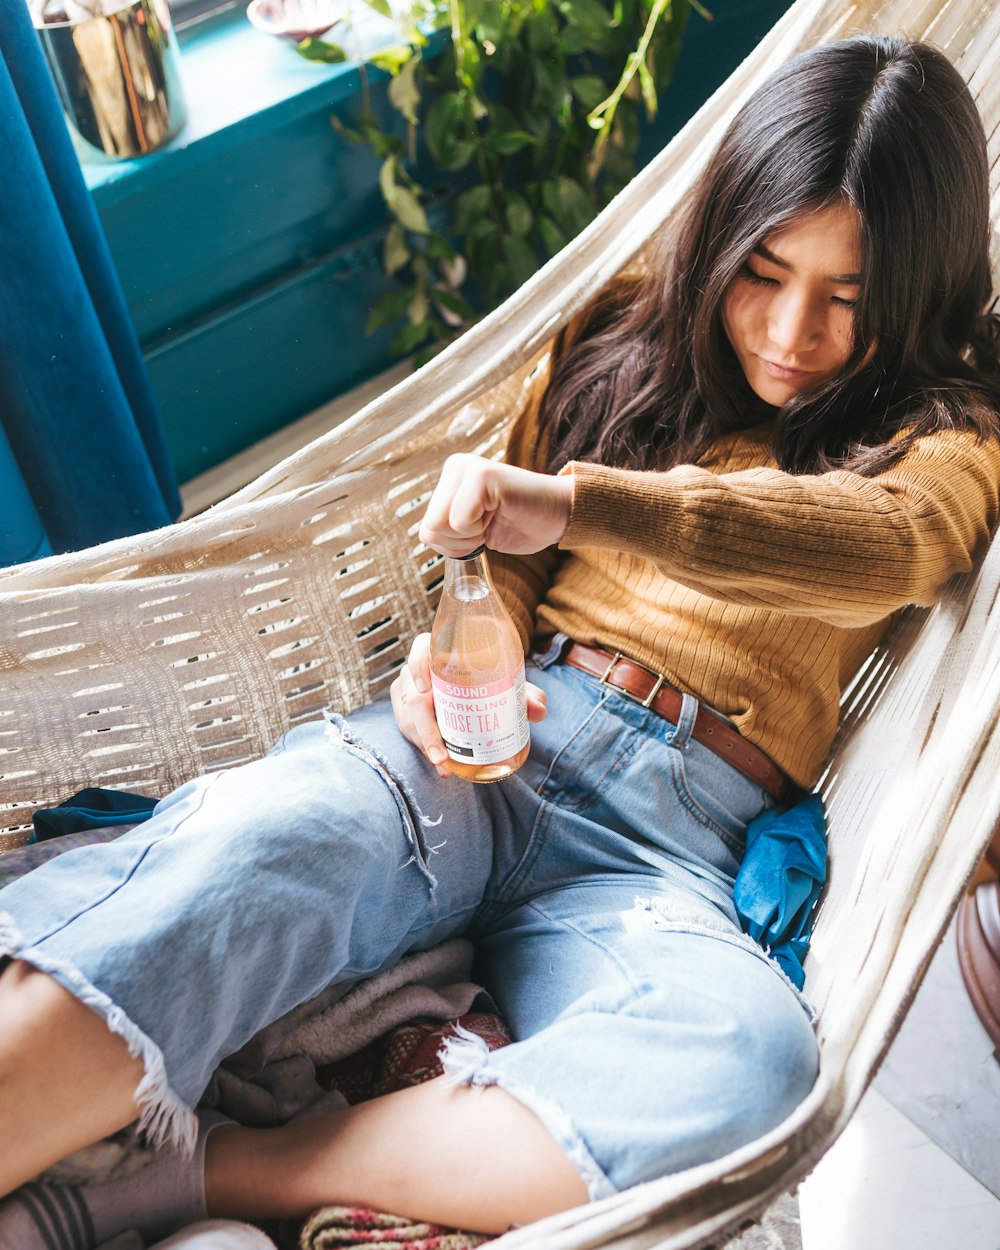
top-left (0, 909), bottom-right (198, 1157)
top-left (438, 1023), bottom-right (616, 1203)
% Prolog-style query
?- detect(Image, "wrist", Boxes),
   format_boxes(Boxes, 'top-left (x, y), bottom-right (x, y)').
top-left (555, 464), bottom-right (575, 532)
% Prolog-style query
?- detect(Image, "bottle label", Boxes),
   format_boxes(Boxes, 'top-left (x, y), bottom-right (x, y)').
top-left (431, 666), bottom-right (530, 765)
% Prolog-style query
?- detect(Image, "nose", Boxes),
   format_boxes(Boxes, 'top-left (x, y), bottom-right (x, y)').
top-left (767, 288), bottom-right (821, 357)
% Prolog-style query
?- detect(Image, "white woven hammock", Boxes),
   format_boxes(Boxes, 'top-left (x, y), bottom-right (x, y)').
top-left (3, 0), bottom-right (1000, 1244)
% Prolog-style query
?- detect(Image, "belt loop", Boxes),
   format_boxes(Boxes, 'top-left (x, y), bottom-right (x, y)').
top-left (667, 692), bottom-right (699, 750)
top-left (531, 633), bottom-right (572, 670)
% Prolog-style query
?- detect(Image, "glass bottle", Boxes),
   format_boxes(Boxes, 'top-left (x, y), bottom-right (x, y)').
top-left (429, 545), bottom-right (530, 783)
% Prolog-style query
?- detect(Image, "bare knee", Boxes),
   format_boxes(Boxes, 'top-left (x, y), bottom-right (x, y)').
top-left (0, 955), bottom-right (69, 1022)
top-left (0, 959), bottom-right (145, 1196)
top-left (0, 957), bottom-right (145, 1099)
top-left (2, 956), bottom-right (92, 1022)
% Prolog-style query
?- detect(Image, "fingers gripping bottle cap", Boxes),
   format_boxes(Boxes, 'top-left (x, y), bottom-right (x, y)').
top-left (429, 546), bottom-right (530, 782)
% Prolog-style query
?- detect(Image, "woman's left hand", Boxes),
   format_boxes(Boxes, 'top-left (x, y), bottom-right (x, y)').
top-left (419, 453), bottom-right (573, 557)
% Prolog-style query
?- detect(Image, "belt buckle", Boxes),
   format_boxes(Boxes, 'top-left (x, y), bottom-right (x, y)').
top-left (599, 650), bottom-right (666, 709)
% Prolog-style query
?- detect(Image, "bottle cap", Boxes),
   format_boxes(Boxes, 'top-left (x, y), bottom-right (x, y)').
top-left (454, 544), bottom-right (487, 561)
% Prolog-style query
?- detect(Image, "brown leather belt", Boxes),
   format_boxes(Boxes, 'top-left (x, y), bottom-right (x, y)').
top-left (559, 641), bottom-right (790, 801)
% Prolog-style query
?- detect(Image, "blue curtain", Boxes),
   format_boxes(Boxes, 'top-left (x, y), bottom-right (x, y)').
top-left (0, 1), bottom-right (181, 564)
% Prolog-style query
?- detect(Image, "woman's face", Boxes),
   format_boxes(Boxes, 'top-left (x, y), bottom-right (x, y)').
top-left (721, 201), bottom-right (863, 408)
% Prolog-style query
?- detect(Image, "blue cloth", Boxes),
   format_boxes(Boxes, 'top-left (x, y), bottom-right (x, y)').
top-left (0, 2), bottom-right (180, 561)
top-left (30, 787), bottom-right (159, 844)
top-left (734, 793), bottom-right (827, 989)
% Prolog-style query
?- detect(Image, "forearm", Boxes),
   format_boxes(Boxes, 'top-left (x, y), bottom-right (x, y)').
top-left (561, 432), bottom-right (1000, 626)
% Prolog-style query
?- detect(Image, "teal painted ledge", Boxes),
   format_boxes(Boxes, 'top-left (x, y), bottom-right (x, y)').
top-left (85, 5), bottom-right (431, 484)
top-left (86, 1), bottom-right (793, 487)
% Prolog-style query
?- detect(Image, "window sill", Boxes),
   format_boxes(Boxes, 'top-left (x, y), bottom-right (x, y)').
top-left (83, 3), bottom-right (400, 206)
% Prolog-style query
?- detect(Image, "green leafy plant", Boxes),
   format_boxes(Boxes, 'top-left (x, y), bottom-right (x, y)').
top-left (303, 0), bottom-right (701, 362)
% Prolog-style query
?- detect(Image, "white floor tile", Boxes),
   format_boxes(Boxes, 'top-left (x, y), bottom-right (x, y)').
top-left (875, 913), bottom-right (1000, 1195)
top-left (798, 1088), bottom-right (1000, 1250)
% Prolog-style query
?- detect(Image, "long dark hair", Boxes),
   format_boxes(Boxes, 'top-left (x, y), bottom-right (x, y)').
top-left (542, 35), bottom-right (1000, 475)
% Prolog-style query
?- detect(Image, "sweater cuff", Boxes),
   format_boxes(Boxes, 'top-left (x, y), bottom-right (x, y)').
top-left (558, 460), bottom-right (684, 553)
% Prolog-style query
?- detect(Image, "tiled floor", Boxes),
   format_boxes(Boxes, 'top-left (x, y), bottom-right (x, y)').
top-left (796, 910), bottom-right (1000, 1250)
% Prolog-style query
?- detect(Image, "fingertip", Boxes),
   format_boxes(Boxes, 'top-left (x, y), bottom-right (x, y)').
top-left (526, 689), bottom-right (548, 721)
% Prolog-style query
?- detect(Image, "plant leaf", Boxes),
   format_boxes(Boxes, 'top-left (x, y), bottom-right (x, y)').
top-left (360, 0), bottom-right (392, 18)
top-left (532, 56), bottom-right (571, 118)
top-left (390, 185), bottom-right (431, 234)
top-left (367, 286), bottom-right (417, 334)
top-left (427, 233), bottom-right (458, 262)
top-left (431, 286), bottom-right (477, 320)
top-left (358, 113), bottom-right (401, 159)
top-left (570, 75), bottom-right (608, 111)
top-left (379, 157), bottom-right (431, 234)
top-left (390, 318), bottom-right (433, 356)
top-left (295, 38), bottom-right (347, 64)
top-left (425, 91), bottom-right (468, 167)
top-left (501, 234), bottom-right (539, 289)
top-left (454, 185), bottom-right (493, 234)
top-left (462, 0), bottom-right (488, 31)
top-left (505, 191), bottom-right (533, 237)
top-left (466, 217), bottom-right (499, 244)
top-left (538, 215), bottom-right (568, 257)
top-left (388, 55), bottom-right (421, 124)
top-left (408, 288), bottom-right (429, 325)
top-left (378, 155), bottom-right (398, 207)
top-left (541, 176), bottom-right (595, 237)
top-left (369, 44), bottom-right (414, 75)
top-left (383, 222), bottom-right (410, 275)
top-left (558, 27), bottom-right (589, 55)
top-left (555, 0), bottom-right (618, 53)
top-left (485, 129), bottom-right (537, 156)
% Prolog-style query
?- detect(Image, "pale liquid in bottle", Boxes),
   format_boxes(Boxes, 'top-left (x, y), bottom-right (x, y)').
top-left (430, 549), bottom-right (530, 783)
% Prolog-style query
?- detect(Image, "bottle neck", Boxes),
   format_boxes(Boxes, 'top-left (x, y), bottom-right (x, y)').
top-left (442, 545), bottom-right (492, 596)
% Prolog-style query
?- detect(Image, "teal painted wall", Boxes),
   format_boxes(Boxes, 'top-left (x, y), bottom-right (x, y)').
top-left (89, 1), bottom-right (793, 486)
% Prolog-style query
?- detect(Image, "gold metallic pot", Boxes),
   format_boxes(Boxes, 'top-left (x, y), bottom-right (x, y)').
top-left (33, 0), bottom-right (187, 161)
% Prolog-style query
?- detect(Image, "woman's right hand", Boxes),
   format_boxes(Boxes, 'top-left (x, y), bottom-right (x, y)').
top-left (390, 633), bottom-right (452, 779)
top-left (390, 632), bottom-right (549, 779)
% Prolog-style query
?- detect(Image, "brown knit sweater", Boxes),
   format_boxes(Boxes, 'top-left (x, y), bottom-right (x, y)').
top-left (491, 355), bottom-right (1000, 789)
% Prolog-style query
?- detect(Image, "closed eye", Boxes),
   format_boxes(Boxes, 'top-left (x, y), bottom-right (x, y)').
top-left (739, 263), bottom-right (778, 287)
top-left (741, 263), bottom-right (857, 309)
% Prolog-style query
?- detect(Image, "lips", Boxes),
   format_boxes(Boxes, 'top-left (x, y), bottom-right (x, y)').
top-left (758, 358), bottom-right (817, 381)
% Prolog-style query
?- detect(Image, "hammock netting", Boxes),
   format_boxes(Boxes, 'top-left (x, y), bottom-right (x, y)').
top-left (2, 0), bottom-right (1000, 1245)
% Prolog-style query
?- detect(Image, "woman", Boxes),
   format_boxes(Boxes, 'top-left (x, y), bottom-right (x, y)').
top-left (2, 32), bottom-right (1000, 1249)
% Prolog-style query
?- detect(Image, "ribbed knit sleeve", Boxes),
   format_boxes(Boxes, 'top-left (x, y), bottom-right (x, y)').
top-left (561, 430), bottom-right (1000, 626)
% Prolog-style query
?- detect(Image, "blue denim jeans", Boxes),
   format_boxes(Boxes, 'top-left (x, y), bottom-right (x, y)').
top-left (0, 636), bottom-right (818, 1198)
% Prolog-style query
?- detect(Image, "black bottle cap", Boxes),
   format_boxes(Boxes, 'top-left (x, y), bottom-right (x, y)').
top-left (453, 544), bottom-right (487, 561)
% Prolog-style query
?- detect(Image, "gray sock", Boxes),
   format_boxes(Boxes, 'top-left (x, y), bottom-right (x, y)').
top-left (0, 1110), bottom-right (230, 1250)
